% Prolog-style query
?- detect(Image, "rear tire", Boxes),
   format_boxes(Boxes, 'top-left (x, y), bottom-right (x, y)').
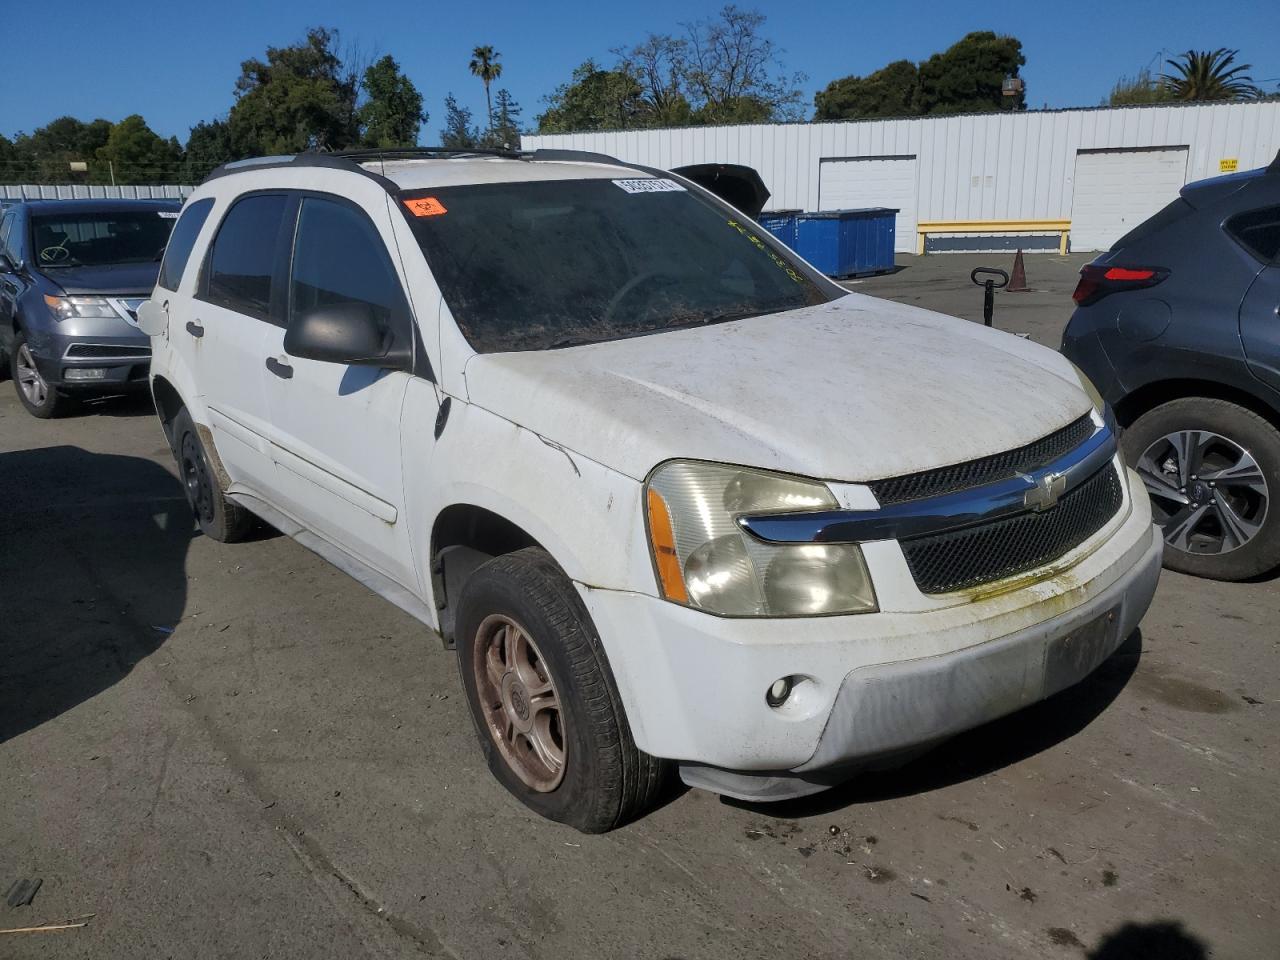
top-left (456, 547), bottom-right (667, 833)
top-left (1122, 397), bottom-right (1280, 580)
top-left (11, 332), bottom-right (73, 419)
top-left (171, 407), bottom-right (253, 543)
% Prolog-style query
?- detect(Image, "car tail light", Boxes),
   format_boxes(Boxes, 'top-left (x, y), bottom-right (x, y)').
top-left (1072, 264), bottom-right (1168, 306)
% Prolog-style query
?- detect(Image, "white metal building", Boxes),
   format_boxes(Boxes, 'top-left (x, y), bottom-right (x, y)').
top-left (524, 101), bottom-right (1280, 254)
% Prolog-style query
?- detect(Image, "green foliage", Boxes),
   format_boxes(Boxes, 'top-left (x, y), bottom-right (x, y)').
top-left (469, 45), bottom-right (503, 132)
top-left (916, 31), bottom-right (1025, 115)
top-left (228, 26), bottom-right (360, 156)
top-left (537, 60), bottom-right (648, 133)
top-left (813, 60), bottom-right (919, 120)
top-left (1161, 49), bottom-right (1260, 101)
top-left (97, 114), bottom-right (183, 182)
top-left (4, 116), bottom-right (114, 183)
top-left (183, 119), bottom-right (236, 178)
top-left (440, 94), bottom-right (480, 149)
top-left (484, 89), bottom-right (523, 149)
top-left (359, 55), bottom-right (427, 147)
top-left (1108, 68), bottom-right (1175, 106)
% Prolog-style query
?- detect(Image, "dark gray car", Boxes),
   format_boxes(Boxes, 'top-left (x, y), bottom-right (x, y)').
top-left (1062, 153), bottom-right (1280, 581)
top-left (0, 198), bottom-right (180, 418)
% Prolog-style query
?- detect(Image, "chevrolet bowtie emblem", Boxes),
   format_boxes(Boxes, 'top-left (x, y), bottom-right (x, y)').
top-left (1023, 471), bottom-right (1067, 512)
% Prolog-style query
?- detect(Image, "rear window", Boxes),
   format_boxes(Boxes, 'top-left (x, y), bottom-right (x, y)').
top-left (1109, 197), bottom-right (1194, 252)
top-left (402, 177), bottom-right (833, 353)
top-left (1225, 205), bottom-right (1280, 263)
top-left (30, 208), bottom-right (177, 268)
top-left (157, 198), bottom-right (214, 291)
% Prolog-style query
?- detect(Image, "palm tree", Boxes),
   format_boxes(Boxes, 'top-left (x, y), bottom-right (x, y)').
top-left (1160, 49), bottom-right (1260, 101)
top-left (469, 45), bottom-right (503, 132)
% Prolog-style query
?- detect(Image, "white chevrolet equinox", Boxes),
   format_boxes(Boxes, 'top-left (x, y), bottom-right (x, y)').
top-left (139, 148), bottom-right (1162, 832)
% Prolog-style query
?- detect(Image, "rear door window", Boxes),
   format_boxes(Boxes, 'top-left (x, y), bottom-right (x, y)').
top-left (288, 196), bottom-right (408, 332)
top-left (201, 193), bottom-right (289, 322)
top-left (1226, 205), bottom-right (1280, 263)
top-left (158, 198), bottom-right (214, 292)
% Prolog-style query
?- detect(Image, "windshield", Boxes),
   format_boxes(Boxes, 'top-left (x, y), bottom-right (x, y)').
top-left (402, 177), bottom-right (835, 353)
top-left (31, 209), bottom-right (177, 269)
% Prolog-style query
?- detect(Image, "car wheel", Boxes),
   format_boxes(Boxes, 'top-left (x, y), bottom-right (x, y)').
top-left (10, 332), bottom-right (72, 419)
top-left (171, 407), bottom-right (253, 543)
top-left (1123, 397), bottom-right (1280, 581)
top-left (456, 547), bottom-right (667, 833)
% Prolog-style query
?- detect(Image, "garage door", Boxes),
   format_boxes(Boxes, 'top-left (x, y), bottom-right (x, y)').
top-left (1070, 147), bottom-right (1189, 251)
top-left (818, 156), bottom-right (917, 253)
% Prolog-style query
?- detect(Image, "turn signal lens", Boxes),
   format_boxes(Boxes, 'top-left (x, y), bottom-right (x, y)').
top-left (646, 488), bottom-right (688, 603)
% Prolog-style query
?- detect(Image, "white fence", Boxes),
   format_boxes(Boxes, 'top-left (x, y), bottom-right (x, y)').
top-left (1, 184), bottom-right (195, 201)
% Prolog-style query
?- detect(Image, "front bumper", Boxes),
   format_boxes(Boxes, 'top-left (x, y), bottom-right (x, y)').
top-left (578, 467), bottom-right (1161, 798)
top-left (29, 328), bottom-right (151, 390)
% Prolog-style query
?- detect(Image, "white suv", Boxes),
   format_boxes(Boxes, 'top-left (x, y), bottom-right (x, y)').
top-left (139, 148), bottom-right (1162, 832)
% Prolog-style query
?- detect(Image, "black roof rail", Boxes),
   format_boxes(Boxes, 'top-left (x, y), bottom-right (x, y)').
top-left (525, 148), bottom-right (626, 165)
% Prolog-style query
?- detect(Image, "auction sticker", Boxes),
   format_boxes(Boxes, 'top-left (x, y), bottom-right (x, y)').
top-left (613, 178), bottom-right (686, 194)
top-left (158, 211), bottom-right (179, 218)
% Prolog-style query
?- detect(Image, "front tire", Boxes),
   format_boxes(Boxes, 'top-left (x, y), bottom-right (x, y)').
top-left (1123, 397), bottom-right (1280, 580)
top-left (10, 332), bottom-right (72, 419)
top-left (456, 547), bottom-right (667, 832)
top-left (171, 407), bottom-right (253, 543)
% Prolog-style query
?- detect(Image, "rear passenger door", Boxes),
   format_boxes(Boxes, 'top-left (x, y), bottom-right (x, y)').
top-left (259, 193), bottom-right (417, 588)
top-left (191, 192), bottom-right (292, 495)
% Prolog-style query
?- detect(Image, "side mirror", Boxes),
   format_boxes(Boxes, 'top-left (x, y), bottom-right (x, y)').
top-left (136, 299), bottom-right (168, 337)
top-left (284, 302), bottom-right (410, 369)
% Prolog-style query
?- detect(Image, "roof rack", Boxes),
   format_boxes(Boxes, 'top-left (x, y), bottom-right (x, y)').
top-left (200, 146), bottom-right (633, 189)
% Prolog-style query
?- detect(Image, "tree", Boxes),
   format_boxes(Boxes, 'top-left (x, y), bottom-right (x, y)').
top-left (1108, 68), bottom-right (1175, 106)
top-left (485, 89), bottom-right (523, 148)
top-left (228, 27), bottom-right (359, 156)
top-left (681, 5), bottom-right (805, 123)
top-left (813, 59), bottom-right (919, 120)
top-left (1160, 49), bottom-right (1260, 101)
top-left (6, 116), bottom-right (114, 183)
top-left (359, 54), bottom-right (427, 147)
top-left (468, 45), bottom-right (503, 132)
top-left (616, 34), bottom-right (694, 127)
top-left (440, 94), bottom-right (479, 149)
top-left (537, 60), bottom-right (647, 133)
top-left (915, 31), bottom-right (1025, 114)
top-left (97, 114), bottom-right (183, 183)
top-left (184, 119), bottom-right (237, 178)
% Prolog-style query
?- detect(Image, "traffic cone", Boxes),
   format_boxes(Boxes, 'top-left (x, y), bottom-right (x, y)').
top-left (1007, 248), bottom-right (1029, 292)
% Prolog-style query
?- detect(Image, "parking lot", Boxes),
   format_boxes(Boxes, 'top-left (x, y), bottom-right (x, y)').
top-left (1, 251), bottom-right (1277, 959)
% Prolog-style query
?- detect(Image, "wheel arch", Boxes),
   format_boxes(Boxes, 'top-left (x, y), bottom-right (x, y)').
top-left (1116, 377), bottom-right (1280, 434)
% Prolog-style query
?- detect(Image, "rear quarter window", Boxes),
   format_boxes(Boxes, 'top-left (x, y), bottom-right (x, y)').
top-left (1225, 205), bottom-right (1280, 263)
top-left (157, 199), bottom-right (214, 291)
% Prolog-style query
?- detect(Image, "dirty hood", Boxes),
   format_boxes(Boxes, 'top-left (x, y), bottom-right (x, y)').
top-left (41, 261), bottom-right (160, 296)
top-left (462, 294), bottom-right (1093, 483)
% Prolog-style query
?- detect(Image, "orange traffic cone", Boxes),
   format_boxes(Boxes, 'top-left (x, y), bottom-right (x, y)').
top-left (1007, 248), bottom-right (1029, 292)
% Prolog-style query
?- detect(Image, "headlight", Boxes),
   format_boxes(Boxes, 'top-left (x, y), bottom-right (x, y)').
top-left (1069, 361), bottom-right (1116, 432)
top-left (43, 294), bottom-right (118, 322)
top-left (645, 460), bottom-right (877, 617)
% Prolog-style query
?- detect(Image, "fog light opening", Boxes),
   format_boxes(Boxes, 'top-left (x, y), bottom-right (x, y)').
top-left (65, 367), bottom-right (108, 381)
top-left (766, 676), bottom-right (794, 709)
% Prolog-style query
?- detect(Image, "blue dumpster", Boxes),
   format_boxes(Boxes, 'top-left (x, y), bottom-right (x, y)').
top-left (758, 210), bottom-right (800, 248)
top-left (793, 208), bottom-right (897, 278)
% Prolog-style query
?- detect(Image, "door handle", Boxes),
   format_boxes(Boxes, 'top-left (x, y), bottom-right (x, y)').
top-left (265, 356), bottom-right (293, 379)
top-left (186, 321), bottom-right (204, 338)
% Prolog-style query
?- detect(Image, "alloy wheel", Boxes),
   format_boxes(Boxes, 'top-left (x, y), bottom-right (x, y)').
top-left (15, 344), bottom-right (48, 408)
top-left (1137, 429), bottom-right (1269, 555)
top-left (472, 614), bottom-right (567, 792)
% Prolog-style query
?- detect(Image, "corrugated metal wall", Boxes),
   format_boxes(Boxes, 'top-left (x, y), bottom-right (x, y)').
top-left (523, 102), bottom-right (1280, 223)
top-left (0, 184), bottom-right (194, 200)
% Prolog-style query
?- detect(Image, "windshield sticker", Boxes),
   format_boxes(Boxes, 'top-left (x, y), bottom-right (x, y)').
top-left (726, 219), bottom-right (805, 284)
top-left (612, 178), bottom-right (686, 194)
top-left (157, 211), bottom-right (179, 219)
top-left (404, 197), bottom-right (448, 217)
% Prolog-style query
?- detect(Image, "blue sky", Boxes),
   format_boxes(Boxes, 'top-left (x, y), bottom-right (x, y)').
top-left (7, 0), bottom-right (1279, 144)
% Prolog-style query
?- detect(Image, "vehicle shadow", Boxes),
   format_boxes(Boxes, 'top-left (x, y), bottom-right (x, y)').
top-left (75, 390), bottom-right (157, 418)
top-left (0, 445), bottom-right (192, 744)
top-left (729, 629), bottom-right (1143, 818)
top-left (1088, 919), bottom-right (1208, 959)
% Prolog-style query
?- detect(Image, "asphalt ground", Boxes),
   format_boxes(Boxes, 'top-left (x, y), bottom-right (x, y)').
top-left (1, 252), bottom-right (1277, 959)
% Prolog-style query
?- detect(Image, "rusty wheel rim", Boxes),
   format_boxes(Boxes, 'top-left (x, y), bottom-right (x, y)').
top-left (472, 614), bottom-right (567, 792)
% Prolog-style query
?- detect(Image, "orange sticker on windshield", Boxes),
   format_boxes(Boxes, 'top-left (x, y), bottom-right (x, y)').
top-left (403, 197), bottom-right (447, 217)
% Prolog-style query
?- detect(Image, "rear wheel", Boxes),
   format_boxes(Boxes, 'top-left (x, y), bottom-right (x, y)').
top-left (456, 547), bottom-right (667, 832)
top-left (11, 332), bottom-right (72, 419)
top-left (172, 407), bottom-right (253, 543)
top-left (1123, 397), bottom-right (1280, 580)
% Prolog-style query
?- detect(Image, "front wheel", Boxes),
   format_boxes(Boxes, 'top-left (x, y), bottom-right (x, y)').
top-left (11, 332), bottom-right (72, 418)
top-left (1123, 397), bottom-right (1280, 581)
top-left (456, 548), bottom-right (667, 832)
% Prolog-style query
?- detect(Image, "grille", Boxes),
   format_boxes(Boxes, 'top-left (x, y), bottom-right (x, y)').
top-left (65, 344), bottom-right (152, 359)
top-left (901, 465), bottom-right (1123, 594)
top-left (869, 415), bottom-right (1096, 505)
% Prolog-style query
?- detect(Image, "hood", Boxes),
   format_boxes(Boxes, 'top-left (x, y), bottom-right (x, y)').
top-left (463, 295), bottom-right (1093, 483)
top-left (40, 261), bottom-right (160, 296)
